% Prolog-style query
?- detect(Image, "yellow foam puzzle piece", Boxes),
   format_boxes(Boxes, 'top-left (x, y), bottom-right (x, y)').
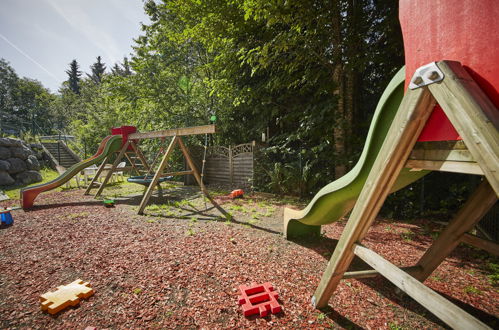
top-left (40, 279), bottom-right (94, 314)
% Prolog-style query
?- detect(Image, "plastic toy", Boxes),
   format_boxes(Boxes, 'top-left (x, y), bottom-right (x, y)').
top-left (103, 199), bottom-right (115, 208)
top-left (229, 189), bottom-right (244, 199)
top-left (238, 282), bottom-right (281, 317)
top-left (40, 279), bottom-right (94, 314)
top-left (0, 208), bottom-right (13, 225)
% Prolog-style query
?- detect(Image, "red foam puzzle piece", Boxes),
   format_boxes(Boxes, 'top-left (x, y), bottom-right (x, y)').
top-left (238, 282), bottom-right (282, 317)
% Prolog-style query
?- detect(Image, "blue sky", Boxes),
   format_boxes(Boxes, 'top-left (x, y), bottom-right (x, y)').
top-left (0, 0), bottom-right (149, 93)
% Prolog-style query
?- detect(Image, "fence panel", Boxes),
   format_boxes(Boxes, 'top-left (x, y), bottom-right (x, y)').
top-left (185, 142), bottom-right (255, 189)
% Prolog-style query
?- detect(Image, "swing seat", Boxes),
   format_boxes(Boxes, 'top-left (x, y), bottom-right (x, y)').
top-left (127, 175), bottom-right (173, 186)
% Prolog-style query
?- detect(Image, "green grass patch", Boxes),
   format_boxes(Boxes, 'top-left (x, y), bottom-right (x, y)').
top-left (464, 285), bottom-right (482, 295)
top-left (2, 168), bottom-right (65, 199)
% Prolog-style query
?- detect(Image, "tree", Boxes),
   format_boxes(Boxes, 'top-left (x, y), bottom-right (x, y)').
top-left (101, 0), bottom-right (405, 195)
top-left (122, 57), bottom-right (132, 76)
top-left (65, 59), bottom-right (82, 94)
top-left (111, 57), bottom-right (133, 77)
top-left (111, 63), bottom-right (124, 76)
top-left (87, 56), bottom-right (106, 84)
top-left (0, 59), bottom-right (19, 124)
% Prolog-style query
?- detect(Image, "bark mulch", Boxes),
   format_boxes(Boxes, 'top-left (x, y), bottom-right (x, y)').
top-left (0, 187), bottom-right (497, 329)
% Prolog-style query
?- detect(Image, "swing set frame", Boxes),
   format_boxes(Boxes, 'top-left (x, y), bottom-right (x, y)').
top-left (85, 124), bottom-right (226, 216)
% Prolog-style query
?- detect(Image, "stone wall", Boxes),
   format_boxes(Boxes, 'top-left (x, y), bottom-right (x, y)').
top-left (0, 138), bottom-right (43, 187)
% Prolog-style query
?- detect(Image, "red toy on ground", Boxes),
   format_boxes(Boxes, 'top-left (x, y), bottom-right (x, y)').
top-left (238, 282), bottom-right (282, 317)
top-left (229, 189), bottom-right (244, 199)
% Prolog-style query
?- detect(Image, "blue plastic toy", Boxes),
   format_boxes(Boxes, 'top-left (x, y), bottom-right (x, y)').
top-left (0, 208), bottom-right (13, 225)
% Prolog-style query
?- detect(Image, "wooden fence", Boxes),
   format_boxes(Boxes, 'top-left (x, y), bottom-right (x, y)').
top-left (186, 142), bottom-right (255, 189)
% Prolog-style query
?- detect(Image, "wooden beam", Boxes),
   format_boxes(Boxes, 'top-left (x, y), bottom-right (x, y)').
top-left (163, 170), bottom-right (193, 176)
top-left (137, 136), bottom-right (178, 215)
top-left (461, 233), bottom-right (499, 256)
top-left (429, 61), bottom-right (499, 195)
top-left (409, 147), bottom-right (475, 162)
top-left (94, 141), bottom-right (130, 198)
top-left (83, 156), bottom-right (109, 195)
top-left (312, 86), bottom-right (436, 308)
top-left (343, 266), bottom-right (421, 279)
top-left (353, 244), bottom-right (489, 329)
top-left (129, 141), bottom-right (150, 172)
top-left (413, 180), bottom-right (497, 281)
top-left (405, 159), bottom-right (484, 175)
top-left (128, 124), bottom-right (216, 140)
top-left (124, 153), bottom-right (141, 176)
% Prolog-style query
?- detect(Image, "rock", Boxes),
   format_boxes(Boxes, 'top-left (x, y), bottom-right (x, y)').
top-left (0, 160), bottom-right (10, 171)
top-left (16, 170), bottom-right (42, 185)
top-left (0, 137), bottom-right (23, 147)
top-left (26, 155), bottom-right (41, 171)
top-left (7, 158), bottom-right (27, 174)
top-left (10, 146), bottom-right (32, 160)
top-left (0, 147), bottom-right (10, 160)
top-left (0, 170), bottom-right (15, 186)
top-left (29, 143), bottom-right (43, 149)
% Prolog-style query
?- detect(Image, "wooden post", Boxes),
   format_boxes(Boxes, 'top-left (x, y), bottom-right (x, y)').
top-left (129, 141), bottom-right (150, 172)
top-left (312, 85), bottom-right (436, 308)
top-left (94, 141), bottom-right (130, 198)
top-left (83, 156), bottom-right (110, 195)
top-left (461, 233), bottom-right (499, 256)
top-left (413, 180), bottom-right (497, 281)
top-left (137, 136), bottom-right (178, 215)
top-left (229, 145), bottom-right (233, 189)
top-left (177, 137), bottom-right (228, 217)
top-left (353, 244), bottom-right (489, 329)
top-left (428, 61), bottom-right (499, 195)
top-left (124, 153), bottom-right (140, 176)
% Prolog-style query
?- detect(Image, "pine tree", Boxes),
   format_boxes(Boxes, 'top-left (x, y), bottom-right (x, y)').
top-left (110, 57), bottom-right (132, 77)
top-left (65, 59), bottom-right (81, 94)
top-left (87, 56), bottom-right (106, 84)
top-left (111, 63), bottom-right (124, 76)
top-left (122, 57), bottom-right (132, 76)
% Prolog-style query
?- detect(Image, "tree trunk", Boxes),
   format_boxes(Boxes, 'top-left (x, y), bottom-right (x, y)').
top-left (331, 0), bottom-right (346, 178)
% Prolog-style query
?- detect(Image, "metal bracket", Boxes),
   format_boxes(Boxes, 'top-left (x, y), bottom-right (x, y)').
top-left (409, 62), bottom-right (445, 90)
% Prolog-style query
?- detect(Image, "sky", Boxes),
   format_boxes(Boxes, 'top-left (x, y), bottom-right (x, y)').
top-left (0, 0), bottom-right (149, 93)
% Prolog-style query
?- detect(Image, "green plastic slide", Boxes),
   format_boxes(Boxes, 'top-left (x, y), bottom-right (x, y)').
top-left (21, 135), bottom-right (123, 209)
top-left (284, 67), bottom-right (429, 238)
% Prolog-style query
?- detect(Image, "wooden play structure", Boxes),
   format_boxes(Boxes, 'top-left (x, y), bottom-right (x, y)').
top-left (308, 2), bottom-right (498, 329)
top-left (84, 124), bottom-right (225, 215)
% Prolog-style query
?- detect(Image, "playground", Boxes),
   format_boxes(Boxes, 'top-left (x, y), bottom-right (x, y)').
top-left (0, 184), bottom-right (497, 328)
top-left (0, 0), bottom-right (498, 328)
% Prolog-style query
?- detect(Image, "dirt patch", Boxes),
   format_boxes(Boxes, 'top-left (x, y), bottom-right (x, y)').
top-left (0, 185), bottom-right (497, 328)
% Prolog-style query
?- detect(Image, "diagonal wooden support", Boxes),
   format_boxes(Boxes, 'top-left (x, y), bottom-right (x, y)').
top-left (413, 180), bottom-right (497, 281)
top-left (177, 137), bottom-right (228, 217)
top-left (94, 140), bottom-right (130, 198)
top-left (428, 61), bottom-right (499, 194)
top-left (83, 156), bottom-right (110, 195)
top-left (129, 141), bottom-right (150, 172)
top-left (312, 84), bottom-right (436, 309)
top-left (124, 152), bottom-right (140, 176)
top-left (461, 233), bottom-right (499, 256)
top-left (353, 244), bottom-right (489, 329)
top-left (137, 136), bottom-right (178, 215)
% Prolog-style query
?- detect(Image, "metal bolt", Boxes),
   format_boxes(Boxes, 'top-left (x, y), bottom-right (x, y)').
top-left (426, 71), bottom-right (440, 81)
top-left (412, 76), bottom-right (424, 85)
